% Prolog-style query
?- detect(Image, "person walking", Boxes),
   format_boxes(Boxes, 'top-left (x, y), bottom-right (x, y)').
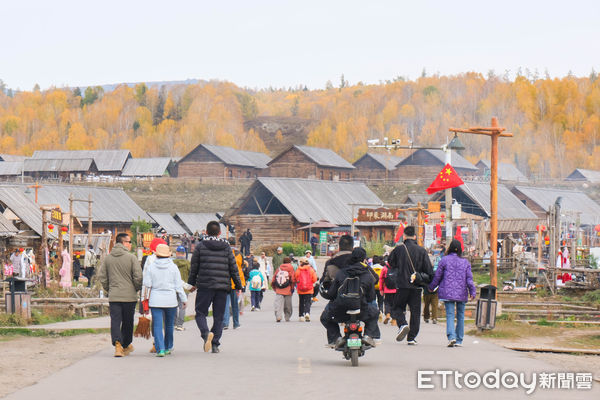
top-left (428, 239), bottom-right (476, 347)
top-left (310, 233), bottom-right (319, 256)
top-left (223, 240), bottom-right (245, 330)
top-left (387, 226), bottom-right (434, 345)
top-left (73, 255), bottom-right (81, 282)
top-left (272, 246), bottom-right (284, 272)
top-left (271, 257), bottom-right (295, 322)
top-left (248, 264), bottom-right (264, 311)
top-left (84, 245), bottom-right (96, 287)
top-left (294, 257), bottom-right (317, 322)
top-left (98, 233), bottom-right (142, 357)
top-left (188, 221), bottom-right (242, 353)
top-left (379, 261), bottom-right (397, 326)
top-left (143, 244), bottom-right (187, 357)
top-left (173, 246), bottom-right (191, 331)
top-left (257, 252), bottom-right (270, 307)
top-left (240, 229), bottom-right (252, 257)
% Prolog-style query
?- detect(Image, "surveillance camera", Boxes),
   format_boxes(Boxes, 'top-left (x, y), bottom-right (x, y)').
top-left (391, 139), bottom-right (401, 145)
top-left (367, 139), bottom-right (379, 145)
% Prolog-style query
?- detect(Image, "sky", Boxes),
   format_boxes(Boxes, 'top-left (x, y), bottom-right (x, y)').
top-left (1, 0), bottom-right (599, 90)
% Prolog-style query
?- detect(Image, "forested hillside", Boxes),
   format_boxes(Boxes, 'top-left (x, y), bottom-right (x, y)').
top-left (1, 71), bottom-right (599, 178)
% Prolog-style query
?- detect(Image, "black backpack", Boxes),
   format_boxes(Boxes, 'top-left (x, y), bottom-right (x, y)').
top-left (334, 276), bottom-right (363, 310)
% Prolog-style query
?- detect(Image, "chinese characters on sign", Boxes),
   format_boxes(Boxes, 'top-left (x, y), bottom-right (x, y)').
top-left (357, 208), bottom-right (404, 222)
top-left (50, 208), bottom-right (63, 224)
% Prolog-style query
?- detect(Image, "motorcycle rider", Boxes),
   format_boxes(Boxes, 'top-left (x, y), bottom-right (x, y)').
top-left (320, 247), bottom-right (378, 348)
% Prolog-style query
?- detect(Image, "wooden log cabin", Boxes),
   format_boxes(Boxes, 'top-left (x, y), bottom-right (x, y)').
top-left (352, 153), bottom-right (404, 183)
top-left (392, 149), bottom-right (479, 181)
top-left (174, 144), bottom-right (271, 180)
top-left (222, 177), bottom-right (395, 248)
top-left (267, 145), bottom-right (354, 181)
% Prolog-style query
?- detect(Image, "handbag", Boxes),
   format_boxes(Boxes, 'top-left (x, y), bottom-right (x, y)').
top-left (403, 244), bottom-right (428, 287)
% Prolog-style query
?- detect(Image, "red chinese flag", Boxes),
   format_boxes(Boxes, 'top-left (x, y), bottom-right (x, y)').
top-left (426, 163), bottom-right (465, 195)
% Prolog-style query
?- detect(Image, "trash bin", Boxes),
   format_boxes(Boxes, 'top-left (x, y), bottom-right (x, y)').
top-left (4, 277), bottom-right (31, 320)
top-left (475, 284), bottom-right (497, 330)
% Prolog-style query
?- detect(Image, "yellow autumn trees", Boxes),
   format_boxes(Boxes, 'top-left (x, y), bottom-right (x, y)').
top-left (0, 73), bottom-right (599, 178)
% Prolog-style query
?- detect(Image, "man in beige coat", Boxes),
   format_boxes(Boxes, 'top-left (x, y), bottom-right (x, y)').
top-left (99, 233), bottom-right (143, 357)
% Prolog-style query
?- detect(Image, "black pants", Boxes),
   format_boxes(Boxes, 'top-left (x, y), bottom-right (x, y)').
top-left (109, 302), bottom-right (136, 347)
top-left (195, 289), bottom-right (228, 346)
top-left (320, 303), bottom-right (379, 344)
top-left (298, 294), bottom-right (312, 316)
top-left (391, 288), bottom-right (422, 341)
top-left (383, 293), bottom-right (394, 315)
top-left (376, 292), bottom-right (384, 313)
top-left (86, 267), bottom-right (95, 287)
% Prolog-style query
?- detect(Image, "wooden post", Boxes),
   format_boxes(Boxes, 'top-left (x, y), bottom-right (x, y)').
top-left (88, 193), bottom-right (93, 248)
top-left (69, 194), bottom-right (74, 271)
top-left (537, 228), bottom-right (542, 269)
top-left (490, 117), bottom-right (499, 289)
top-left (417, 203), bottom-right (424, 246)
top-left (41, 209), bottom-right (48, 289)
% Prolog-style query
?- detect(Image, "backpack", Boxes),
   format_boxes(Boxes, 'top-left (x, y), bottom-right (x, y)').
top-left (250, 274), bottom-right (262, 290)
top-left (384, 266), bottom-right (398, 290)
top-left (334, 276), bottom-right (363, 310)
top-left (297, 268), bottom-right (313, 292)
top-left (274, 268), bottom-right (291, 289)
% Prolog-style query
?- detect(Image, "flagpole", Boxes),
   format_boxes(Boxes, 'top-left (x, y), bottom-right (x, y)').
top-left (444, 144), bottom-right (452, 244)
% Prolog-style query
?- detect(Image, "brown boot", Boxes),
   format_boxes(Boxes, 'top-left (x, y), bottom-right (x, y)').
top-left (123, 344), bottom-right (134, 356)
top-left (383, 314), bottom-right (391, 324)
top-left (114, 341), bottom-right (124, 357)
top-left (149, 344), bottom-right (156, 353)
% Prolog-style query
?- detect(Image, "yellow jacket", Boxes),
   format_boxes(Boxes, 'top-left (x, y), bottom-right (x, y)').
top-left (231, 251), bottom-right (246, 289)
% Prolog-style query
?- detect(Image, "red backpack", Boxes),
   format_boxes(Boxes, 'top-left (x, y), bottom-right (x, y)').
top-left (297, 268), bottom-right (313, 292)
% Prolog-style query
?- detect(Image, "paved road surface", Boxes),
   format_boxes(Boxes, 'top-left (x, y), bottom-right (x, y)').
top-left (6, 289), bottom-right (598, 399)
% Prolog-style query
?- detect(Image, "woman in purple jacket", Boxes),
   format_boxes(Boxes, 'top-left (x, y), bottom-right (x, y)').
top-left (428, 239), bottom-right (476, 347)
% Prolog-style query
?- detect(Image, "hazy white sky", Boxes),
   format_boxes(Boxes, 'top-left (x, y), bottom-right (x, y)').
top-left (1, 0), bottom-right (599, 90)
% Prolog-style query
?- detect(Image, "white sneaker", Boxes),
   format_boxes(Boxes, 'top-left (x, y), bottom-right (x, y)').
top-left (299, 317), bottom-right (304, 322)
top-left (395, 325), bottom-right (409, 342)
top-left (448, 339), bottom-right (456, 347)
top-left (304, 314), bottom-right (310, 322)
top-left (407, 339), bottom-right (418, 345)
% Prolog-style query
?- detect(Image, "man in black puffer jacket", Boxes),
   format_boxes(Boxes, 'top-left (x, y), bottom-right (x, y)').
top-left (188, 221), bottom-right (242, 353)
top-left (320, 247), bottom-right (378, 348)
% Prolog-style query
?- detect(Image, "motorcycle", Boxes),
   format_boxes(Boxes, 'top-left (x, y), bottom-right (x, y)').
top-left (335, 309), bottom-right (373, 367)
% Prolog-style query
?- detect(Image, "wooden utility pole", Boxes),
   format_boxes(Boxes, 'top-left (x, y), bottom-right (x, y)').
top-left (40, 209), bottom-right (48, 289)
top-left (449, 117), bottom-right (513, 289)
top-left (69, 194), bottom-right (74, 268)
top-left (88, 193), bottom-right (93, 247)
top-left (28, 182), bottom-right (43, 203)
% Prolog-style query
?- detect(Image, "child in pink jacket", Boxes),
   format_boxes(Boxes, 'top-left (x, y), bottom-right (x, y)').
top-left (379, 262), bottom-right (397, 325)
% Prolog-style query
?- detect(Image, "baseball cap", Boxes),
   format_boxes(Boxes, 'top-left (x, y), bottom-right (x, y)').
top-left (176, 246), bottom-right (185, 253)
top-left (299, 257), bottom-right (309, 264)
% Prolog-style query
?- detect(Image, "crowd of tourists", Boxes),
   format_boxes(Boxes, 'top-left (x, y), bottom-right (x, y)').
top-left (99, 222), bottom-right (476, 358)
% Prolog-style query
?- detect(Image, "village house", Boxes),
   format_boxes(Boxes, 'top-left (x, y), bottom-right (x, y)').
top-left (148, 212), bottom-right (188, 236)
top-left (223, 177), bottom-right (395, 247)
top-left (174, 144), bottom-right (271, 180)
top-left (31, 150), bottom-right (132, 176)
top-left (476, 160), bottom-right (529, 182)
top-left (121, 157), bottom-right (176, 179)
top-left (173, 213), bottom-right (227, 238)
top-left (0, 162), bottom-right (24, 181)
top-left (564, 168), bottom-right (600, 183)
top-left (267, 145), bottom-right (355, 181)
top-left (352, 153), bottom-right (404, 183)
top-left (23, 158), bottom-right (99, 181)
top-left (393, 149), bottom-right (479, 181)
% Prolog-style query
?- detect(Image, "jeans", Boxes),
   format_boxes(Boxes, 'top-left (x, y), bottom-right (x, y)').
top-left (298, 294), bottom-right (312, 317)
top-left (391, 288), bottom-right (422, 341)
top-left (223, 290), bottom-right (240, 328)
top-left (251, 291), bottom-right (261, 309)
top-left (194, 289), bottom-right (228, 346)
top-left (175, 299), bottom-right (186, 327)
top-left (151, 306), bottom-right (177, 352)
top-left (109, 302), bottom-right (136, 347)
top-left (444, 301), bottom-right (466, 344)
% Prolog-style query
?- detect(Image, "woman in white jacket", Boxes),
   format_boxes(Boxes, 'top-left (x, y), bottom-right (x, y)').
top-left (143, 244), bottom-right (187, 357)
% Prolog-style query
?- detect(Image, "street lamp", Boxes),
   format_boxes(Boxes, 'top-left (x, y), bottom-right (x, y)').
top-left (443, 132), bottom-right (466, 241)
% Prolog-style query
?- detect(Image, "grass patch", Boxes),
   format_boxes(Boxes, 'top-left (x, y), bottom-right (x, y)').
top-left (0, 327), bottom-right (109, 337)
top-left (536, 318), bottom-right (557, 327)
top-left (568, 334), bottom-right (600, 349)
top-left (30, 309), bottom-right (83, 325)
top-left (473, 271), bottom-right (512, 286)
top-left (582, 290), bottom-right (600, 304)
